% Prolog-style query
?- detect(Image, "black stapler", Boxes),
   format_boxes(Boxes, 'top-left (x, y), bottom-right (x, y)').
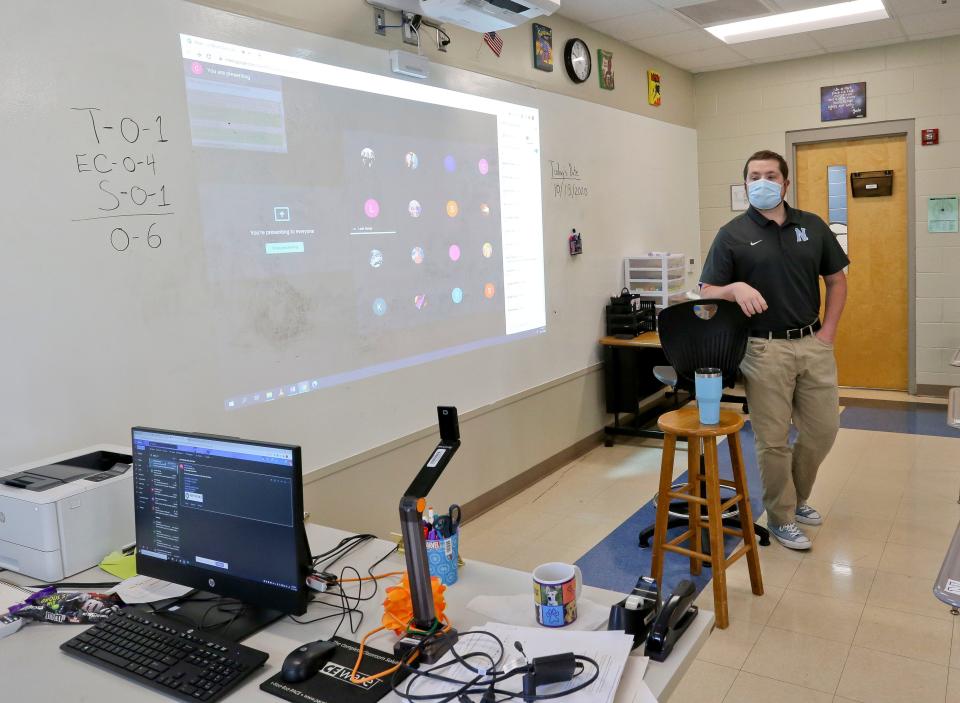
top-left (607, 576), bottom-right (661, 650)
top-left (644, 579), bottom-right (698, 662)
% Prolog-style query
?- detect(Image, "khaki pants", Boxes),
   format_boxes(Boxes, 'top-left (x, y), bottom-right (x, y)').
top-left (739, 334), bottom-right (840, 528)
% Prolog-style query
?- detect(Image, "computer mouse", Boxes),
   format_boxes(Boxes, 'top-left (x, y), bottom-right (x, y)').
top-left (280, 639), bottom-right (338, 683)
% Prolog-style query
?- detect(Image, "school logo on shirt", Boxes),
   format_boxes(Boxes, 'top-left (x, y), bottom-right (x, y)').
top-left (795, 227), bottom-right (808, 243)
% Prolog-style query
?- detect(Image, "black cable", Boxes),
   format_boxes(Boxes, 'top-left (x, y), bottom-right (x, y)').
top-left (450, 630), bottom-right (504, 674)
top-left (25, 581), bottom-right (120, 589)
top-left (311, 534), bottom-right (371, 562)
top-left (392, 632), bottom-right (516, 702)
top-left (199, 599), bottom-right (247, 636)
top-left (436, 26), bottom-right (451, 49)
top-left (389, 630), bottom-right (600, 703)
top-left (369, 544), bottom-right (400, 577)
top-left (332, 566), bottom-right (364, 637)
top-left (398, 663), bottom-right (524, 702)
top-left (493, 656), bottom-right (598, 701)
top-left (313, 534), bottom-right (376, 573)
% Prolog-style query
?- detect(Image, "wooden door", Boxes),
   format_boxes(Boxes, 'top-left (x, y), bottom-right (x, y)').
top-left (795, 135), bottom-right (908, 390)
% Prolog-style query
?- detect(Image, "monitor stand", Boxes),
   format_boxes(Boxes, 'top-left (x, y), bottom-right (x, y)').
top-left (135, 591), bottom-right (284, 642)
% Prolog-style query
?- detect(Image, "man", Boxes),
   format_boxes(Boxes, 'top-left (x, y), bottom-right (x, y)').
top-left (699, 150), bottom-right (849, 550)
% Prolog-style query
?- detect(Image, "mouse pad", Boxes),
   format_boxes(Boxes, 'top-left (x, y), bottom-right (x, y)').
top-left (260, 636), bottom-right (411, 703)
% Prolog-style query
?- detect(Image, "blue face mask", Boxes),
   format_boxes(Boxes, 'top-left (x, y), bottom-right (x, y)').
top-left (747, 179), bottom-right (783, 210)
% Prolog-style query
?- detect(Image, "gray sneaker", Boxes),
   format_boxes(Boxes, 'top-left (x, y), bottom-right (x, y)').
top-left (770, 522), bottom-right (812, 550)
top-left (795, 503), bottom-right (823, 526)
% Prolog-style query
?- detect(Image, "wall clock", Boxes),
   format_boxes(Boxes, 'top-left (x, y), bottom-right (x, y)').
top-left (564, 38), bottom-right (591, 84)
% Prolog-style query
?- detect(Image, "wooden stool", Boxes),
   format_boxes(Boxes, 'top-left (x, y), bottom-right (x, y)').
top-left (650, 407), bottom-right (763, 629)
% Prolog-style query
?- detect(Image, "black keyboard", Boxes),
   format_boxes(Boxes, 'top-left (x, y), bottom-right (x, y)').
top-left (61, 610), bottom-right (268, 702)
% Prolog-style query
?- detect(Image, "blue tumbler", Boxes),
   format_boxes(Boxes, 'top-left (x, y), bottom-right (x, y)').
top-left (695, 368), bottom-right (722, 425)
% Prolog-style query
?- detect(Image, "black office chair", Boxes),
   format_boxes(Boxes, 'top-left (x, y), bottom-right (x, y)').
top-left (638, 299), bottom-right (769, 551)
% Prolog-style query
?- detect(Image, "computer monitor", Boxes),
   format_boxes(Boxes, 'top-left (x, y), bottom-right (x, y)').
top-left (131, 428), bottom-right (311, 634)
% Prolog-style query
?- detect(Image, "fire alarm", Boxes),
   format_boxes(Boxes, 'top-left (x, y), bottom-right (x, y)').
top-left (922, 128), bottom-right (939, 146)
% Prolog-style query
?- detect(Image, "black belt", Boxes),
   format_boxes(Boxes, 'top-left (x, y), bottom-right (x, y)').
top-left (749, 320), bottom-right (821, 340)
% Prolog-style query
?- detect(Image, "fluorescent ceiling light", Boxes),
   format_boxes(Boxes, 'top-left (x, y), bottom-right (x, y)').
top-left (706, 0), bottom-right (889, 44)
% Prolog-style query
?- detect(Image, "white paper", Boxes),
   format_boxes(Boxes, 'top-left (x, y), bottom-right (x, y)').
top-left (467, 593), bottom-right (610, 631)
top-left (730, 184), bottom-right (748, 211)
top-left (0, 580), bottom-right (30, 612)
top-left (110, 575), bottom-right (192, 604)
top-left (613, 656), bottom-right (656, 703)
top-left (400, 622), bottom-right (635, 703)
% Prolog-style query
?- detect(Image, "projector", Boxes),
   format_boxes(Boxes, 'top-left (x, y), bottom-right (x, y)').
top-left (374, 0), bottom-right (560, 33)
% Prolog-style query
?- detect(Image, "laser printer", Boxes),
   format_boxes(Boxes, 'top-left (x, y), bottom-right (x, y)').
top-left (0, 445), bottom-right (133, 581)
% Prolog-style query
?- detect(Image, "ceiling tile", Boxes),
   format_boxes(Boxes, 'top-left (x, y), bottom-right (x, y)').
top-left (767, 0), bottom-right (840, 9)
top-left (589, 8), bottom-right (695, 41)
top-left (821, 36), bottom-right (909, 53)
top-left (731, 33), bottom-right (823, 59)
top-left (632, 29), bottom-right (724, 56)
top-left (558, 0), bottom-right (960, 73)
top-left (899, 8), bottom-right (960, 38)
top-left (749, 48), bottom-right (827, 64)
top-left (663, 44), bottom-right (752, 71)
top-left (557, 0), bottom-right (661, 25)
top-left (807, 18), bottom-right (906, 48)
top-left (910, 28), bottom-right (960, 42)
top-left (884, 0), bottom-right (946, 17)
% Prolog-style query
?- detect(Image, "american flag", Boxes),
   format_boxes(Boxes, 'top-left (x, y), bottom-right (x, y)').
top-left (483, 31), bottom-right (503, 57)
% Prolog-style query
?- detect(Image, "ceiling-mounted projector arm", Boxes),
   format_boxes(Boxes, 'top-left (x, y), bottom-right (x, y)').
top-left (369, 0), bottom-right (559, 34)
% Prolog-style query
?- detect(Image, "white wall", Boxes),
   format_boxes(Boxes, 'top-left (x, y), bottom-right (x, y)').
top-left (695, 37), bottom-right (960, 391)
top-left (161, 1), bottom-right (702, 535)
top-left (191, 0), bottom-right (696, 127)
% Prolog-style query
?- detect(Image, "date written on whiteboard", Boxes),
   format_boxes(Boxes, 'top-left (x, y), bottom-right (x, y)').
top-left (548, 160), bottom-right (589, 200)
top-left (69, 107), bottom-right (174, 252)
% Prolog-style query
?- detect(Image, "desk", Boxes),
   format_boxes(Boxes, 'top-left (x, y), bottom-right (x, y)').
top-left (1, 524), bottom-right (712, 702)
top-left (600, 333), bottom-right (690, 446)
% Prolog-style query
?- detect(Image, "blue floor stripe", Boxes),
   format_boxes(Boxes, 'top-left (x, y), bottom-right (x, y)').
top-left (576, 421), bottom-right (769, 597)
top-left (839, 403), bottom-right (956, 438)
top-left (577, 401), bottom-right (959, 600)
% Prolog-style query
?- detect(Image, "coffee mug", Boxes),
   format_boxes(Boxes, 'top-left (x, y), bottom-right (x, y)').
top-left (532, 562), bottom-right (582, 627)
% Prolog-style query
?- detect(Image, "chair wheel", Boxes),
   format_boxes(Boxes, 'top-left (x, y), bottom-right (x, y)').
top-left (604, 438), bottom-right (614, 447)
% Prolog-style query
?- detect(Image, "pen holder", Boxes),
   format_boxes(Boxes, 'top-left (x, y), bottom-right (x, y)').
top-left (425, 532), bottom-right (459, 586)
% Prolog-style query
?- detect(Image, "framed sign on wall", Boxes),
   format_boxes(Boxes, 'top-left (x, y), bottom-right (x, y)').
top-left (820, 82), bottom-right (866, 122)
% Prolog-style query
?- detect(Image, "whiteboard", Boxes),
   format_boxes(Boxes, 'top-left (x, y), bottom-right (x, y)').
top-left (0, 0), bottom-right (699, 470)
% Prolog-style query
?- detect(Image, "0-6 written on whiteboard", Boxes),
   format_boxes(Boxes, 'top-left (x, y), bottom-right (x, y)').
top-left (70, 107), bottom-right (174, 252)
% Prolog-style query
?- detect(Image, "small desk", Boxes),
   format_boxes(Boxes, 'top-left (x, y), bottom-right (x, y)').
top-left (600, 333), bottom-right (690, 445)
top-left (1, 524), bottom-right (713, 702)
top-left (599, 332), bottom-right (663, 348)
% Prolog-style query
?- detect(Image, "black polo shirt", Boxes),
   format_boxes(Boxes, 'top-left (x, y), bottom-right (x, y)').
top-left (699, 203), bottom-right (849, 331)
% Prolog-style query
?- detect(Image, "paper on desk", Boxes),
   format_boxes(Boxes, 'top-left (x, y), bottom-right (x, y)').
top-left (403, 622), bottom-right (634, 703)
top-left (99, 550), bottom-right (137, 581)
top-left (467, 593), bottom-right (610, 630)
top-left (0, 581), bottom-right (30, 612)
top-left (613, 656), bottom-right (656, 703)
top-left (111, 575), bottom-right (192, 604)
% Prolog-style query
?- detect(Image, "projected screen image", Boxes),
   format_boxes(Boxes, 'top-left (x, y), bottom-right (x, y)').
top-left (180, 36), bottom-right (545, 409)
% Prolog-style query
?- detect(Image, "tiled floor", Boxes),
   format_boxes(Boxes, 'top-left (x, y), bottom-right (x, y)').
top-left (460, 390), bottom-right (960, 702)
